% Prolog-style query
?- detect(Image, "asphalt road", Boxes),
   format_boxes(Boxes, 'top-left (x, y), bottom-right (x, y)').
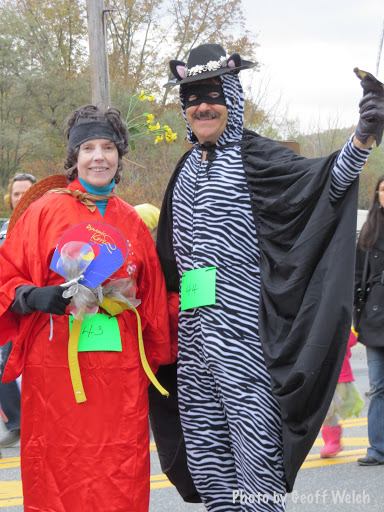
top-left (1, 343), bottom-right (382, 511)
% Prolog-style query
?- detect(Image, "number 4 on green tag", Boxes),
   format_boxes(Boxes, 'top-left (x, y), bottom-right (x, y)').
top-left (180, 267), bottom-right (216, 311)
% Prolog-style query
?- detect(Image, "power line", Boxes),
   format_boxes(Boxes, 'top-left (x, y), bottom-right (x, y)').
top-left (376, 18), bottom-right (384, 76)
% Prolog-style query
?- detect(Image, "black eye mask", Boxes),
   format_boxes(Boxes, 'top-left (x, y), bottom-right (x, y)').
top-left (183, 84), bottom-right (227, 109)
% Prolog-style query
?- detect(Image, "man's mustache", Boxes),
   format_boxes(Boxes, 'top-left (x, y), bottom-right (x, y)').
top-left (192, 111), bottom-right (220, 120)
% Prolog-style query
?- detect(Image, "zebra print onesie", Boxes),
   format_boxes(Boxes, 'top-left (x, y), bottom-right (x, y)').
top-left (172, 73), bottom-right (370, 511)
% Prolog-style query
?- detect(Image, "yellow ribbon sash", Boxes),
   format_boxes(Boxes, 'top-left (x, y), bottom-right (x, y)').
top-left (67, 297), bottom-right (169, 403)
top-left (68, 317), bottom-right (87, 403)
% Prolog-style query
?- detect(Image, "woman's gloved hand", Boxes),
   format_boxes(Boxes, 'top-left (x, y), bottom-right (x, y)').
top-left (25, 285), bottom-right (71, 315)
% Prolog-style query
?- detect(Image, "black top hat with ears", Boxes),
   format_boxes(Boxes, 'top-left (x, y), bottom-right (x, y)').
top-left (164, 43), bottom-right (257, 88)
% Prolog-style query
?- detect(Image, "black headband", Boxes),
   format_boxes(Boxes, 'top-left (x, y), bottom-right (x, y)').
top-left (68, 121), bottom-right (119, 149)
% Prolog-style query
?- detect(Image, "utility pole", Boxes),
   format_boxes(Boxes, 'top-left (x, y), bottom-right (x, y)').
top-left (86, 0), bottom-right (111, 107)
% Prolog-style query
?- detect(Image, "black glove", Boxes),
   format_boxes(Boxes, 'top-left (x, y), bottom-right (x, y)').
top-left (25, 285), bottom-right (71, 315)
top-left (354, 68), bottom-right (384, 146)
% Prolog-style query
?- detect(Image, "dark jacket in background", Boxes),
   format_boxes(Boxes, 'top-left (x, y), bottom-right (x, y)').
top-left (355, 231), bottom-right (384, 348)
top-left (0, 220), bottom-right (9, 247)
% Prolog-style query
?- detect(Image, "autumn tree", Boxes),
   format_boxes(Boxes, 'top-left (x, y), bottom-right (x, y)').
top-left (242, 70), bottom-right (295, 140)
top-left (103, 0), bottom-right (259, 101)
top-left (106, 0), bottom-right (168, 91)
top-left (165, 0), bottom-right (256, 62)
top-left (10, 0), bottom-right (88, 77)
top-left (358, 144), bottom-right (384, 208)
top-left (161, 0), bottom-right (258, 105)
top-left (0, 0), bottom-right (280, 207)
top-left (0, 1), bottom-right (90, 185)
top-left (0, 6), bottom-right (46, 184)
top-left (3, 0), bottom-right (89, 139)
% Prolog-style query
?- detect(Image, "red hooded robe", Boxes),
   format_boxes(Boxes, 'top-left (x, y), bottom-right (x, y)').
top-left (0, 179), bottom-right (175, 512)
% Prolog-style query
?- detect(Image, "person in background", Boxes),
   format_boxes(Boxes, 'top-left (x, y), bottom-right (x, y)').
top-left (134, 203), bottom-right (160, 242)
top-left (0, 105), bottom-right (175, 511)
top-left (354, 174), bottom-right (384, 466)
top-left (320, 329), bottom-right (364, 458)
top-left (0, 173), bottom-right (37, 454)
top-left (0, 173), bottom-right (37, 242)
top-left (150, 43), bottom-right (384, 510)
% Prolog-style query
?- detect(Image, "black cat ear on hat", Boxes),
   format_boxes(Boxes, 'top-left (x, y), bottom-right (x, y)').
top-left (164, 47), bottom-right (255, 88)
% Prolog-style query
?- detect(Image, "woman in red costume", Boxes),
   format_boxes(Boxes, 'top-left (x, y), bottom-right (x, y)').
top-left (0, 105), bottom-right (176, 512)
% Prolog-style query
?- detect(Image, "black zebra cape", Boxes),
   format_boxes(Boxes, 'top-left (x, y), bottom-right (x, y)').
top-left (150, 128), bottom-right (358, 498)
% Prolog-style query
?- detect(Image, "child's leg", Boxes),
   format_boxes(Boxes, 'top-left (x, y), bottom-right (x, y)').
top-left (321, 414), bottom-right (342, 458)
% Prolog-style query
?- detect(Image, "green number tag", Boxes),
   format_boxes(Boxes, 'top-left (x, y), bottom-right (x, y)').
top-left (69, 314), bottom-right (122, 352)
top-left (180, 267), bottom-right (216, 311)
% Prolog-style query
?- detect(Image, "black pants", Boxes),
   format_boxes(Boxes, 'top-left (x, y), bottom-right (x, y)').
top-left (0, 341), bottom-right (21, 431)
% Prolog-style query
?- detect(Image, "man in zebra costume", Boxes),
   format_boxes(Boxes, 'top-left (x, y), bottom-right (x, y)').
top-left (149, 44), bottom-right (384, 511)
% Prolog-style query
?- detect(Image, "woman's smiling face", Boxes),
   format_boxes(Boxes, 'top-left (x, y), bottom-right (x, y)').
top-left (77, 138), bottom-right (118, 187)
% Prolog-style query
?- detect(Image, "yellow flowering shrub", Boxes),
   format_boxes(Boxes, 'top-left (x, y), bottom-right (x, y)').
top-left (126, 91), bottom-right (177, 150)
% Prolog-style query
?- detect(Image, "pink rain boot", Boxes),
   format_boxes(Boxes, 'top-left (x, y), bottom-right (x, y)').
top-left (320, 425), bottom-right (342, 458)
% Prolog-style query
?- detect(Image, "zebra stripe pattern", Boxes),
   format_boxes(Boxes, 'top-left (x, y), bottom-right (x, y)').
top-left (173, 145), bottom-right (286, 511)
top-left (330, 136), bottom-right (371, 202)
top-left (173, 72), bottom-right (370, 511)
